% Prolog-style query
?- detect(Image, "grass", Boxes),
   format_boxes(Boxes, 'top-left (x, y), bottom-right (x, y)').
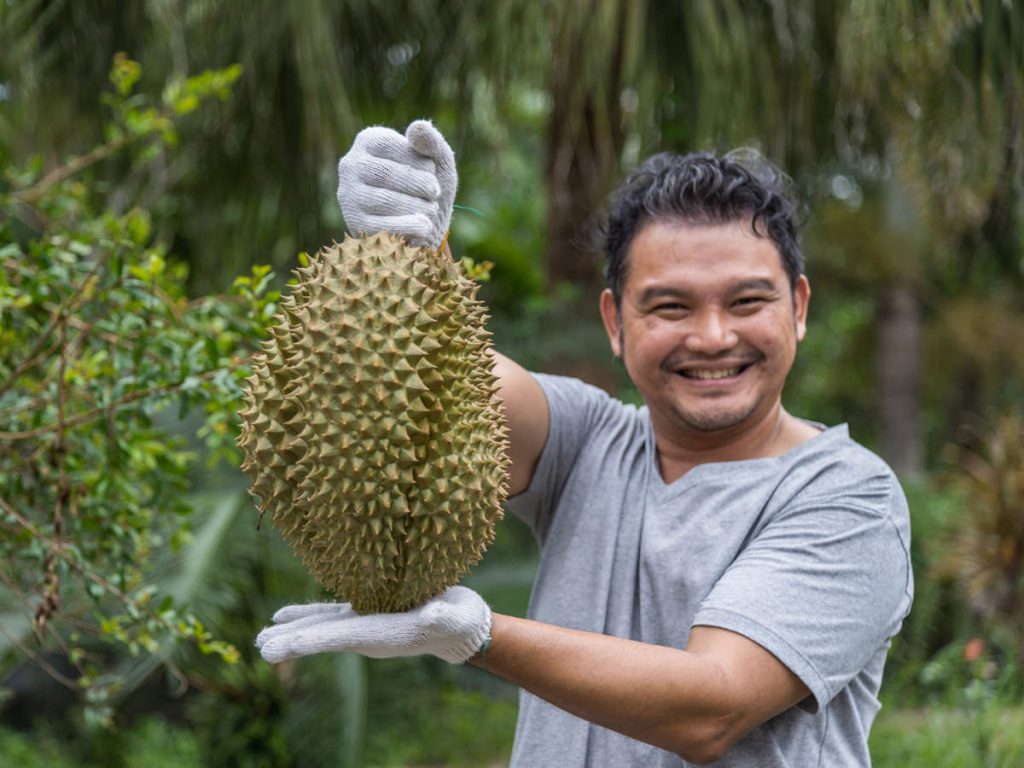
top-left (870, 705), bottom-right (1024, 767)
top-left (0, 718), bottom-right (202, 768)
top-left (364, 687), bottom-right (517, 767)
top-left (3, 695), bottom-right (1023, 766)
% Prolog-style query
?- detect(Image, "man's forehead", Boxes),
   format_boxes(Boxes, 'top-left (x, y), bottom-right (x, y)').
top-left (625, 217), bottom-right (784, 273)
top-left (631, 216), bottom-right (777, 250)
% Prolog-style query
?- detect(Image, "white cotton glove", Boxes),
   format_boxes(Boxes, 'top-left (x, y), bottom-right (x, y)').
top-left (336, 119), bottom-right (458, 250)
top-left (255, 586), bottom-right (491, 665)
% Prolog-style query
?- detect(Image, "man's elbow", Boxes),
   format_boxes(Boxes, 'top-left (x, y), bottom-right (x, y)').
top-left (667, 713), bottom-right (742, 765)
top-left (674, 743), bottom-right (727, 766)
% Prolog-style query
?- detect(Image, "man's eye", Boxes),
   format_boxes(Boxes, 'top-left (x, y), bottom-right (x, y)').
top-left (734, 297), bottom-right (766, 309)
top-left (654, 303), bottom-right (687, 314)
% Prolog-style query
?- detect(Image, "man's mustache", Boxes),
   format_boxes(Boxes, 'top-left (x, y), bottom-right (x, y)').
top-left (659, 350), bottom-right (765, 372)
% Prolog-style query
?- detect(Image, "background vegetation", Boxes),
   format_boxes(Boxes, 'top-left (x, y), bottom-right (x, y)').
top-left (1, 1), bottom-right (1022, 765)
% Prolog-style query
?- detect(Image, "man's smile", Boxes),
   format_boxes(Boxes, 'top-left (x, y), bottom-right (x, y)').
top-left (675, 364), bottom-right (750, 381)
top-left (664, 355), bottom-right (762, 384)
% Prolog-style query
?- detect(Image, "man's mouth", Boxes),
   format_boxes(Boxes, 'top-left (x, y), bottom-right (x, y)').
top-left (678, 366), bottom-right (747, 380)
top-left (668, 357), bottom-right (760, 380)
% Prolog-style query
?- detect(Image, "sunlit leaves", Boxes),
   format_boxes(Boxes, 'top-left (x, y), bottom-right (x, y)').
top-left (109, 53), bottom-right (141, 97)
top-left (460, 256), bottom-right (495, 282)
top-left (163, 63), bottom-right (242, 115)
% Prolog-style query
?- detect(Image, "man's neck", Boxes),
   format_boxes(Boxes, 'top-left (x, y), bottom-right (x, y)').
top-left (653, 405), bottom-right (821, 484)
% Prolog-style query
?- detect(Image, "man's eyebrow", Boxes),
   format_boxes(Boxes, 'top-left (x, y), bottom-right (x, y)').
top-left (637, 286), bottom-right (690, 305)
top-left (731, 278), bottom-right (780, 293)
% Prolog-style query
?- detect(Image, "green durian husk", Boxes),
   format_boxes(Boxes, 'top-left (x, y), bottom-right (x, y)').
top-left (238, 232), bottom-right (510, 613)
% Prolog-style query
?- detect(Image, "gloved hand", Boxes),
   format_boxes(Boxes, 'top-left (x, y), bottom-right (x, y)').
top-left (256, 586), bottom-right (491, 665)
top-left (336, 119), bottom-right (457, 250)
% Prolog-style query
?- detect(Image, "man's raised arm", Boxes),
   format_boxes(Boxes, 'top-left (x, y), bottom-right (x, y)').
top-left (490, 351), bottom-right (548, 496)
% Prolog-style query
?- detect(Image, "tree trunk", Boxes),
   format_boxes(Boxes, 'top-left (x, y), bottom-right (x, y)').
top-left (543, 0), bottom-right (629, 291)
top-left (876, 282), bottom-right (923, 477)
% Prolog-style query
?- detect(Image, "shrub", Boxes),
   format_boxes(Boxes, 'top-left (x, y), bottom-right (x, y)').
top-left (0, 55), bottom-right (274, 721)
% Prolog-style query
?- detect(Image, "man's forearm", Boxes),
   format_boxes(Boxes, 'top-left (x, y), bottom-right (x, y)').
top-left (468, 613), bottom-right (741, 762)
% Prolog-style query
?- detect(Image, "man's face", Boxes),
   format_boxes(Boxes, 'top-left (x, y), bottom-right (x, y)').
top-left (599, 219), bottom-right (810, 441)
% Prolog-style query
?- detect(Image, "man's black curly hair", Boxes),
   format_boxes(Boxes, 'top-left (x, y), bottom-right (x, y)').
top-left (599, 149), bottom-right (806, 307)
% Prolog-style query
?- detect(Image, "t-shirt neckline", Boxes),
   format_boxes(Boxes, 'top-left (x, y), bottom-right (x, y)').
top-left (644, 419), bottom-right (849, 494)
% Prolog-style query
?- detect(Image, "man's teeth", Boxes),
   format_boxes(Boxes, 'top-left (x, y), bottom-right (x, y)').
top-left (680, 367), bottom-right (741, 380)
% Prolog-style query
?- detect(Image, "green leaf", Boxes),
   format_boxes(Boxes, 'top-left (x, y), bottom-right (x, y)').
top-left (109, 53), bottom-right (142, 97)
top-left (172, 94), bottom-right (200, 115)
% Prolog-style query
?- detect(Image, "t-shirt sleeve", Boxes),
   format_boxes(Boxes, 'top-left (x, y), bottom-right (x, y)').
top-left (692, 477), bottom-right (914, 713)
top-left (504, 373), bottom-right (616, 543)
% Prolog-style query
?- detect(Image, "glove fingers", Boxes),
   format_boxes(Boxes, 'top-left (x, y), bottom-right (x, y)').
top-left (258, 614), bottom-right (421, 663)
top-left (256, 614), bottom-right (322, 648)
top-left (256, 610), bottom-right (358, 657)
top-left (258, 629), bottom-right (318, 663)
top-left (405, 120), bottom-right (455, 172)
top-left (354, 155), bottom-right (440, 201)
top-left (406, 120), bottom-right (457, 204)
top-left (358, 186), bottom-right (437, 218)
top-left (354, 126), bottom-right (435, 172)
top-left (271, 602), bottom-right (356, 624)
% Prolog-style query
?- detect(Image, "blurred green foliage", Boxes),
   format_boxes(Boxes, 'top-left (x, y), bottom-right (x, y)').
top-left (870, 705), bottom-right (1024, 767)
top-left (0, 717), bottom-right (203, 767)
top-left (937, 410), bottom-right (1024, 669)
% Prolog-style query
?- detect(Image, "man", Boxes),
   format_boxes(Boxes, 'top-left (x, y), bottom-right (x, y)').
top-left (256, 121), bottom-right (913, 766)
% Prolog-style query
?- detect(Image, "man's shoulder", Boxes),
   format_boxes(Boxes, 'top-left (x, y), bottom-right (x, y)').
top-left (531, 371), bottom-right (644, 427)
top-left (790, 423), bottom-right (897, 476)
top-left (531, 371), bottom-right (616, 401)
top-left (779, 423), bottom-right (907, 515)
top-left (523, 372), bottom-right (651, 495)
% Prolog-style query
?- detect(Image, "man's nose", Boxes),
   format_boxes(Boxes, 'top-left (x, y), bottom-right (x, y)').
top-left (683, 310), bottom-right (738, 354)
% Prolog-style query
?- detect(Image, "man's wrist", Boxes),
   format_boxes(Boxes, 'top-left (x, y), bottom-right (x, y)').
top-left (469, 633), bottom-right (492, 670)
top-left (467, 612), bottom-right (499, 669)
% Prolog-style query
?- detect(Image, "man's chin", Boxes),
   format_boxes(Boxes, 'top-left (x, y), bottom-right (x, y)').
top-left (671, 403), bottom-right (759, 433)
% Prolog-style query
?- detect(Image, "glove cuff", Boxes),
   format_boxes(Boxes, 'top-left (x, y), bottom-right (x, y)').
top-left (441, 602), bottom-right (493, 665)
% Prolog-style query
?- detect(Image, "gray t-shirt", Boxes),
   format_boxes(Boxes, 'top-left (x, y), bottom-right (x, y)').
top-left (506, 374), bottom-right (913, 767)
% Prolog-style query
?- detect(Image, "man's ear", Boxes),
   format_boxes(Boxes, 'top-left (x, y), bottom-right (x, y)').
top-left (793, 275), bottom-right (810, 342)
top-left (599, 289), bottom-right (622, 357)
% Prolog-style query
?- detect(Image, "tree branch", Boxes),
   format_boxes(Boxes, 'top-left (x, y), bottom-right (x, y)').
top-left (35, 318), bottom-right (71, 636)
top-left (0, 258), bottom-right (106, 397)
top-left (10, 134), bottom-right (134, 206)
top-left (0, 369), bottom-right (219, 442)
top-left (0, 492), bottom-right (151, 621)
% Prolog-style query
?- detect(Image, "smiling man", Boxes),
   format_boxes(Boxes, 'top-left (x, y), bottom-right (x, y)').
top-left (256, 126), bottom-right (914, 767)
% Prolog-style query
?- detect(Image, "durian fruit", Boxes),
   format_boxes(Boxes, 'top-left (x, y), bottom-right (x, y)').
top-left (237, 231), bottom-right (510, 613)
